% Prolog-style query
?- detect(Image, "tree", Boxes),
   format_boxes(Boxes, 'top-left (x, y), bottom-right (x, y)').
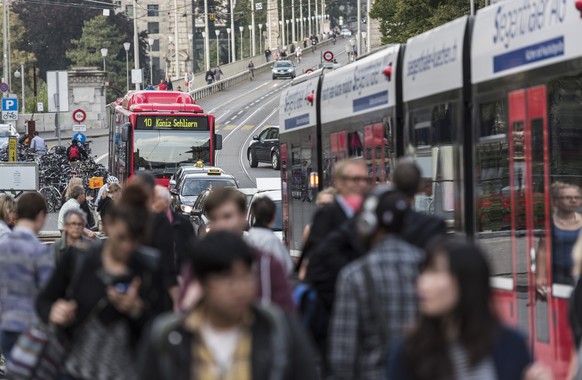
top-left (67, 16), bottom-right (127, 101)
top-left (370, 0), bottom-right (487, 44)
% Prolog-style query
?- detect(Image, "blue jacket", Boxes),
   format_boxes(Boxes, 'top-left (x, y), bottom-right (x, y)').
top-left (387, 325), bottom-right (531, 380)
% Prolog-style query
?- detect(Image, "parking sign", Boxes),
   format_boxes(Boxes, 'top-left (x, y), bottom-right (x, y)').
top-left (2, 98), bottom-right (18, 121)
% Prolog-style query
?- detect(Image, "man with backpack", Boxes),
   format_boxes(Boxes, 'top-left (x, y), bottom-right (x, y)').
top-left (66, 139), bottom-right (87, 163)
top-left (138, 232), bottom-right (318, 380)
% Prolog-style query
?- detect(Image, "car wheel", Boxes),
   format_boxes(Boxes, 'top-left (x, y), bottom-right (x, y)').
top-left (272, 76), bottom-right (276, 80)
top-left (272, 151), bottom-right (280, 170)
top-left (249, 149), bottom-right (258, 168)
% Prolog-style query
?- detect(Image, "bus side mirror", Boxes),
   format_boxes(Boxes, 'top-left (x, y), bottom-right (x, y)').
top-left (215, 134), bottom-right (223, 150)
top-left (121, 123), bottom-right (130, 142)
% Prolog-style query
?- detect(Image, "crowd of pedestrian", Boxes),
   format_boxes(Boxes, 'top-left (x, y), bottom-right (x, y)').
top-left (0, 157), bottom-right (571, 380)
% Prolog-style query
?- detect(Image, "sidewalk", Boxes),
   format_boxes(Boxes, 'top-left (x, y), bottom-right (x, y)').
top-left (38, 127), bottom-right (110, 143)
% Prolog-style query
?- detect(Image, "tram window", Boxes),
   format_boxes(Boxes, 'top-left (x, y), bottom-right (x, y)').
top-left (480, 101), bottom-right (506, 137)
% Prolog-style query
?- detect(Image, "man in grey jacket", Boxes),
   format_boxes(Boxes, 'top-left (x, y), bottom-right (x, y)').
top-left (246, 196), bottom-right (293, 274)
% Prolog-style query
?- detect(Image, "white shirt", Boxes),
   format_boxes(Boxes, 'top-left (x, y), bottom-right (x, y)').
top-left (58, 198), bottom-right (80, 231)
top-left (200, 320), bottom-right (242, 373)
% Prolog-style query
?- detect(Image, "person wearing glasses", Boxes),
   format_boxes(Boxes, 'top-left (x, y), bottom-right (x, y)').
top-left (300, 159), bottom-right (370, 270)
top-left (52, 209), bottom-right (96, 266)
top-left (537, 182), bottom-right (582, 295)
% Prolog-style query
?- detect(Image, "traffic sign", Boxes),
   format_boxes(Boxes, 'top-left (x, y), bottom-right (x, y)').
top-left (0, 83), bottom-right (9, 93)
top-left (8, 137), bottom-right (16, 162)
top-left (323, 51), bottom-right (334, 62)
top-left (72, 109), bottom-right (86, 123)
top-left (2, 98), bottom-right (18, 121)
top-left (72, 124), bottom-right (87, 132)
top-left (73, 132), bottom-right (87, 143)
top-left (131, 69), bottom-right (143, 84)
top-left (255, 2), bottom-right (263, 10)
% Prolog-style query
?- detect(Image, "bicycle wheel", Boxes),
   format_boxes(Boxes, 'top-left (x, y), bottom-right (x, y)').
top-left (39, 187), bottom-right (61, 213)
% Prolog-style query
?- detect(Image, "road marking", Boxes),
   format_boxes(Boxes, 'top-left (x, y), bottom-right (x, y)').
top-left (96, 153), bottom-right (108, 163)
top-left (222, 124), bottom-right (236, 130)
top-left (241, 125), bottom-right (254, 131)
top-left (237, 110), bottom-right (243, 115)
top-left (231, 115), bottom-right (237, 120)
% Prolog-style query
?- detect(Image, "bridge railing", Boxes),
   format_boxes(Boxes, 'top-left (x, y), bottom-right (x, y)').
top-left (186, 37), bottom-right (336, 101)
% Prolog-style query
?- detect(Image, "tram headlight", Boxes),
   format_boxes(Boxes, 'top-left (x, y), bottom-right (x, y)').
top-left (309, 172), bottom-right (319, 188)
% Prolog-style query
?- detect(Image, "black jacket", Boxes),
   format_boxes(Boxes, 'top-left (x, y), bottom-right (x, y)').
top-left (138, 305), bottom-right (319, 380)
top-left (148, 213), bottom-right (178, 311)
top-left (97, 196), bottom-right (113, 223)
top-left (170, 211), bottom-right (195, 270)
top-left (300, 200), bottom-right (348, 265)
top-left (305, 218), bottom-right (366, 313)
top-left (36, 244), bottom-right (164, 347)
top-left (401, 210), bottom-right (447, 249)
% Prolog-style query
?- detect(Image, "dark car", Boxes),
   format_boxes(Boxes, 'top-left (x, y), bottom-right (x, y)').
top-left (247, 126), bottom-right (280, 170)
top-left (272, 60), bottom-right (296, 80)
top-left (170, 168), bottom-right (238, 215)
top-left (190, 189), bottom-right (212, 237)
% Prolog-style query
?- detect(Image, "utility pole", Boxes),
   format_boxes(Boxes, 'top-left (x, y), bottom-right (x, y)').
top-left (230, 0), bottom-right (236, 61)
top-left (133, 0), bottom-right (140, 90)
top-left (192, 0), bottom-right (197, 73)
top-left (2, 0), bottom-right (7, 89)
top-left (280, 0), bottom-right (285, 48)
top-left (366, 0), bottom-right (370, 52)
top-left (356, 0), bottom-right (361, 58)
top-left (204, 0), bottom-right (210, 70)
top-left (308, 0), bottom-right (311, 37)
top-left (291, 0), bottom-right (295, 43)
top-left (315, 0), bottom-right (318, 35)
top-left (174, 0), bottom-right (180, 79)
top-left (299, 0), bottom-right (303, 42)
top-left (251, 0), bottom-right (256, 56)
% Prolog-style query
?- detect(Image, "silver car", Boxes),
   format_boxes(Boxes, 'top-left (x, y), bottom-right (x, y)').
top-left (272, 60), bottom-right (296, 80)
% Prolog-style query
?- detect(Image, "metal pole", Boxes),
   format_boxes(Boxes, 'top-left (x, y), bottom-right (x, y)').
top-left (230, 0), bottom-right (236, 61)
top-left (308, 0), bottom-right (311, 37)
top-left (133, 0), bottom-right (140, 90)
top-left (291, 0), bottom-right (295, 43)
top-left (192, 0), bottom-right (198, 72)
top-left (356, 0), bottom-right (361, 57)
top-left (204, 0), bottom-right (210, 71)
top-left (126, 50), bottom-right (129, 92)
top-left (258, 26), bottom-right (262, 52)
top-left (103, 58), bottom-right (106, 109)
top-left (20, 63), bottom-right (24, 114)
top-left (470, 0), bottom-right (475, 15)
top-left (149, 45), bottom-right (153, 83)
top-left (299, 0), bottom-right (303, 41)
top-left (315, 0), bottom-right (318, 35)
top-left (281, 0), bottom-right (285, 48)
top-left (251, 0), bottom-right (256, 56)
top-left (56, 73), bottom-right (60, 146)
top-left (248, 26), bottom-right (252, 56)
top-left (216, 34), bottom-right (219, 66)
top-left (2, 0), bottom-right (7, 87)
top-left (268, 11), bottom-right (272, 51)
top-left (227, 30), bottom-right (231, 62)
top-left (174, 0), bottom-right (180, 79)
top-left (240, 29), bottom-right (243, 59)
top-left (366, 0), bottom-right (370, 52)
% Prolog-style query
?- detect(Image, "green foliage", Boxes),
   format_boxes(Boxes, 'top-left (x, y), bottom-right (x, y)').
top-left (370, 0), bottom-right (488, 44)
top-left (67, 16), bottom-right (127, 101)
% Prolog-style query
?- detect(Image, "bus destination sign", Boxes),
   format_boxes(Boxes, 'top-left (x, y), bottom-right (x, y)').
top-left (136, 115), bottom-right (209, 130)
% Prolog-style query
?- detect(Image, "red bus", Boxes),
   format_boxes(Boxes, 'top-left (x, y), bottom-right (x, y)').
top-left (107, 91), bottom-right (221, 186)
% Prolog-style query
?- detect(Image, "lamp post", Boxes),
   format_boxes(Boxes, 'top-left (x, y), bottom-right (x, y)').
top-left (148, 38), bottom-right (154, 84)
top-left (101, 48), bottom-right (108, 104)
top-left (13, 64), bottom-right (24, 114)
top-left (173, 0), bottom-right (180, 79)
top-left (248, 25), bottom-right (252, 57)
top-left (308, 0), bottom-right (312, 37)
top-left (280, 0), bottom-right (285, 49)
top-left (300, 0), bottom-right (304, 42)
top-left (303, 17), bottom-right (307, 40)
top-left (215, 30), bottom-right (221, 66)
top-left (123, 42), bottom-right (131, 92)
top-left (132, 0), bottom-right (140, 90)
top-left (291, 0), bottom-right (296, 44)
top-left (202, 31), bottom-right (209, 70)
top-left (239, 26), bottom-right (244, 59)
top-left (203, 0), bottom-right (210, 71)
top-left (230, 0), bottom-right (236, 62)
top-left (285, 20), bottom-right (289, 46)
top-left (188, 33), bottom-right (193, 71)
top-left (279, 20), bottom-right (283, 47)
top-left (168, 35), bottom-right (174, 78)
top-left (226, 28), bottom-right (232, 62)
top-left (258, 24), bottom-right (263, 53)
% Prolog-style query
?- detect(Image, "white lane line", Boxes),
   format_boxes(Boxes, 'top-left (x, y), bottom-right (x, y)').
top-left (239, 107), bottom-right (280, 185)
top-left (237, 110), bottom-right (243, 115)
top-left (96, 153), bottom-right (108, 163)
top-left (231, 115), bottom-right (238, 120)
top-left (206, 81), bottom-right (271, 114)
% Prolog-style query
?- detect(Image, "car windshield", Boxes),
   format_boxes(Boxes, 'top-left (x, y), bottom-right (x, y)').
top-left (181, 178), bottom-right (237, 196)
top-left (133, 130), bottom-right (211, 174)
top-left (275, 62), bottom-right (292, 68)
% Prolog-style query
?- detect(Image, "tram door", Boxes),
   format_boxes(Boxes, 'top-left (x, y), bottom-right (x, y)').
top-left (508, 86), bottom-right (553, 361)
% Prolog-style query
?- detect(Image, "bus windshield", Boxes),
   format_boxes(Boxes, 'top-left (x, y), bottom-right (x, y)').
top-left (133, 129), bottom-right (211, 173)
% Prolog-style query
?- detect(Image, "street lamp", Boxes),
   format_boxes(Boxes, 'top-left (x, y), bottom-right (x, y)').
top-left (285, 20), bottom-right (290, 46)
top-left (248, 25), bottom-right (252, 57)
top-left (303, 17), bottom-right (307, 39)
top-left (258, 24), bottom-right (263, 53)
top-left (239, 26), bottom-right (244, 60)
top-left (13, 65), bottom-right (24, 114)
top-left (226, 28), bottom-right (232, 62)
top-left (202, 31), bottom-right (209, 71)
top-left (279, 20), bottom-right (283, 47)
top-left (215, 30), bottom-right (221, 66)
top-left (148, 38), bottom-right (154, 84)
top-left (188, 33), bottom-right (193, 71)
top-left (101, 48), bottom-right (108, 104)
top-left (123, 42), bottom-right (131, 92)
